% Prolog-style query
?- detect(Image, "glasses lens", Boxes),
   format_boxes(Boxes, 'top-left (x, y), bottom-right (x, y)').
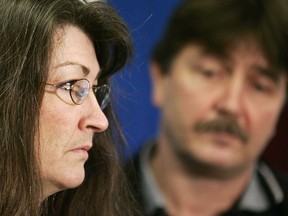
top-left (70, 79), bottom-right (90, 104)
top-left (95, 84), bottom-right (111, 109)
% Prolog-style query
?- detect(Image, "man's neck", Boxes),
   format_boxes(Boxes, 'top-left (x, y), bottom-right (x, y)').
top-left (151, 141), bottom-right (255, 216)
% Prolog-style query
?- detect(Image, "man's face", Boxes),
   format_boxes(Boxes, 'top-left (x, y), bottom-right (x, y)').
top-left (152, 42), bottom-right (286, 175)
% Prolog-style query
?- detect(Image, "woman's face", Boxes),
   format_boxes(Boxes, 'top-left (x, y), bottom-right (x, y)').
top-left (38, 25), bottom-right (108, 199)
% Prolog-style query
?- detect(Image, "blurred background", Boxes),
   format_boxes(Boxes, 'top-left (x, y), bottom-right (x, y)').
top-left (108, 0), bottom-right (181, 155)
top-left (108, 0), bottom-right (288, 174)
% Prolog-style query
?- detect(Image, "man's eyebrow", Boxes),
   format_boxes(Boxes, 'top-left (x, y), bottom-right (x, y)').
top-left (53, 61), bottom-right (90, 76)
top-left (198, 49), bottom-right (234, 67)
top-left (199, 49), bottom-right (233, 70)
top-left (200, 48), bottom-right (282, 83)
top-left (252, 65), bottom-right (281, 83)
top-left (201, 47), bottom-right (229, 59)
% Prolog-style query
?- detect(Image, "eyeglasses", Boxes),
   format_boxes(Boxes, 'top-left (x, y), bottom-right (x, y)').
top-left (46, 78), bottom-right (111, 109)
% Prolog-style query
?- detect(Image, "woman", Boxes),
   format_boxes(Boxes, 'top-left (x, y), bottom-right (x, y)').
top-left (0, 0), bottom-right (138, 215)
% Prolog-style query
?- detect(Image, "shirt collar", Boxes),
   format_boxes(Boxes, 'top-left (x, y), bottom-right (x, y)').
top-left (140, 141), bottom-right (165, 215)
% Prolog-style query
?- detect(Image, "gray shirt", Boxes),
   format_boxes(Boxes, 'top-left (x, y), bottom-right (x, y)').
top-left (139, 142), bottom-right (284, 215)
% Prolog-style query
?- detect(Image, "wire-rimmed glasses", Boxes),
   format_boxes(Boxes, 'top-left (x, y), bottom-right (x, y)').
top-left (46, 78), bottom-right (111, 109)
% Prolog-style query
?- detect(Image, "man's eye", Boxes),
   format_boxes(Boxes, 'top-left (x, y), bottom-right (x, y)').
top-left (252, 82), bottom-right (272, 93)
top-left (191, 62), bottom-right (223, 79)
top-left (196, 67), bottom-right (223, 80)
top-left (250, 75), bottom-right (277, 94)
top-left (200, 69), bottom-right (218, 78)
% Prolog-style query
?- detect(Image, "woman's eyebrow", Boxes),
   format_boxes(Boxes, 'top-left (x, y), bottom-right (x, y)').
top-left (53, 61), bottom-right (90, 76)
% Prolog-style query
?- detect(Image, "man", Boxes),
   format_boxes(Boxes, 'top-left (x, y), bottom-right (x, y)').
top-left (127, 0), bottom-right (288, 215)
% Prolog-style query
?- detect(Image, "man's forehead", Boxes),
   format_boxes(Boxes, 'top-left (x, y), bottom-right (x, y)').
top-left (183, 43), bottom-right (287, 80)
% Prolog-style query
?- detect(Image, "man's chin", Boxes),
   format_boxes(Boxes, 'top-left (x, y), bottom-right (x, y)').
top-left (176, 150), bottom-right (247, 179)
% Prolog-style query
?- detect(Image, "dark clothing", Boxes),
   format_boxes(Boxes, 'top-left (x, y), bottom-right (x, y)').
top-left (126, 141), bottom-right (288, 216)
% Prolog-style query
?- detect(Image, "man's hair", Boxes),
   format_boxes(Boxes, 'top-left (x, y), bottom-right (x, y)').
top-left (0, 0), bottom-right (137, 215)
top-left (152, 0), bottom-right (288, 74)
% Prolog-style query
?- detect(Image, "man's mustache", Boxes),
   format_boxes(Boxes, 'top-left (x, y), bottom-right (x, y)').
top-left (194, 117), bottom-right (249, 144)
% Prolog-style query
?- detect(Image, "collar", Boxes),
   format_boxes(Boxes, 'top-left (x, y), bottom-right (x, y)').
top-left (139, 142), bottom-right (284, 215)
top-left (140, 142), bottom-right (165, 215)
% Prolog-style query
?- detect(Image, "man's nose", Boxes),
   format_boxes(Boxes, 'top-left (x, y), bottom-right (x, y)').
top-left (215, 74), bottom-right (245, 117)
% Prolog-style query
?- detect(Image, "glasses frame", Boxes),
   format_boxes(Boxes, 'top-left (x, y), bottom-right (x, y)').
top-left (46, 78), bottom-right (111, 109)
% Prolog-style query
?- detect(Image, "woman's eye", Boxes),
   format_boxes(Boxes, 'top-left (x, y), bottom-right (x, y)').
top-left (74, 87), bottom-right (89, 100)
top-left (59, 81), bottom-right (75, 91)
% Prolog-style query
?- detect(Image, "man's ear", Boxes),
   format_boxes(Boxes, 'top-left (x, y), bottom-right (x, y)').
top-left (150, 62), bottom-right (166, 108)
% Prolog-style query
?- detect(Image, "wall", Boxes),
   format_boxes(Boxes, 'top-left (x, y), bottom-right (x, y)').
top-left (109, 0), bottom-right (180, 155)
